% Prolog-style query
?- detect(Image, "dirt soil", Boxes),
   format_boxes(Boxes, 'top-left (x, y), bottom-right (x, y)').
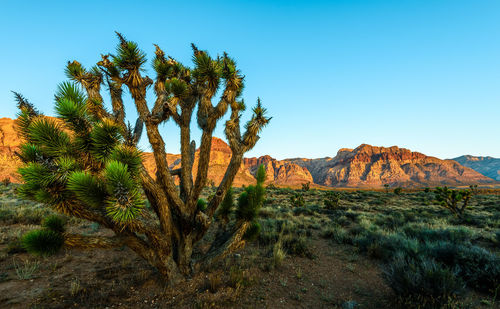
top-left (0, 232), bottom-right (393, 308)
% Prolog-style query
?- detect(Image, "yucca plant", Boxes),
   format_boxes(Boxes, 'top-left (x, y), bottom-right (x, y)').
top-left (14, 33), bottom-right (270, 283)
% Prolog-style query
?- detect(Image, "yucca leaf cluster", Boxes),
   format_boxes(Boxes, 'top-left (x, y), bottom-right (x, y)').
top-left (21, 215), bottom-right (66, 257)
top-left (15, 82), bottom-right (144, 224)
top-left (236, 165), bottom-right (266, 222)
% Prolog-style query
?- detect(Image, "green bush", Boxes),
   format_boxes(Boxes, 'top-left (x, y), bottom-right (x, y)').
top-left (394, 187), bottom-right (403, 195)
top-left (290, 193), bottom-right (305, 207)
top-left (21, 229), bottom-right (64, 256)
top-left (243, 221), bottom-right (261, 241)
top-left (283, 234), bottom-right (313, 258)
top-left (425, 242), bottom-right (500, 293)
top-left (236, 165), bottom-right (266, 221)
top-left (320, 224), bottom-right (349, 244)
top-left (383, 253), bottom-right (464, 308)
top-left (324, 191), bottom-right (341, 209)
top-left (402, 225), bottom-right (474, 243)
top-left (41, 215), bottom-right (66, 233)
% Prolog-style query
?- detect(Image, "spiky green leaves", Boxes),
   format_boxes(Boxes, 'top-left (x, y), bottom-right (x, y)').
top-left (256, 164), bottom-right (266, 185)
top-left (27, 118), bottom-right (72, 157)
top-left (165, 78), bottom-right (189, 99)
top-left (236, 165), bottom-right (266, 221)
top-left (56, 82), bottom-right (87, 104)
top-left (90, 119), bottom-right (123, 161)
top-left (103, 161), bottom-right (143, 223)
top-left (42, 215), bottom-right (66, 234)
top-left (242, 99), bottom-right (271, 149)
top-left (192, 49), bottom-right (222, 97)
top-left (65, 61), bottom-right (85, 81)
top-left (55, 97), bottom-right (91, 134)
top-left (67, 171), bottom-right (107, 208)
top-left (17, 144), bottom-right (43, 163)
top-left (18, 162), bottom-right (55, 189)
top-left (22, 229), bottom-right (64, 257)
top-left (109, 145), bottom-right (143, 176)
top-left (113, 36), bottom-right (147, 71)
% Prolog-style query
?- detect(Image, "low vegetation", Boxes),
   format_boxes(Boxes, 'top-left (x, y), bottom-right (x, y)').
top-left (1, 182), bottom-right (499, 307)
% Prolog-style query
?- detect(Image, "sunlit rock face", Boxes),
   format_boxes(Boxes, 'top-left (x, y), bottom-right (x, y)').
top-left (0, 117), bottom-right (495, 187)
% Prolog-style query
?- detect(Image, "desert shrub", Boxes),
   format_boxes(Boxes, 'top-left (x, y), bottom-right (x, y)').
top-left (282, 234), bottom-right (313, 258)
top-left (394, 187), bottom-right (403, 195)
top-left (364, 233), bottom-right (420, 262)
top-left (369, 198), bottom-right (386, 206)
top-left (324, 191), bottom-right (341, 209)
top-left (290, 193), bottom-right (305, 207)
top-left (21, 229), bottom-right (64, 256)
top-left (382, 253), bottom-right (464, 308)
top-left (403, 225), bottom-right (474, 244)
top-left (321, 224), bottom-right (348, 244)
top-left (375, 213), bottom-right (405, 230)
top-left (272, 241), bottom-right (286, 268)
top-left (41, 215), bottom-right (66, 233)
top-left (258, 218), bottom-right (279, 245)
top-left (292, 206), bottom-right (314, 216)
top-left (425, 242), bottom-right (500, 293)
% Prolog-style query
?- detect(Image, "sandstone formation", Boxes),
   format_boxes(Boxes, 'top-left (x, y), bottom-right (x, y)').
top-left (0, 117), bottom-right (496, 187)
top-left (287, 144), bottom-right (494, 187)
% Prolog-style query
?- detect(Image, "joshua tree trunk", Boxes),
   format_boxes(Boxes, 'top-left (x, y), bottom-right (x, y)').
top-left (14, 33), bottom-right (270, 283)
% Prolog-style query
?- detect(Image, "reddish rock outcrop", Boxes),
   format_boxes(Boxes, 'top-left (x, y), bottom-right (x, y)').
top-left (0, 117), bottom-right (495, 187)
top-left (287, 144), bottom-right (494, 187)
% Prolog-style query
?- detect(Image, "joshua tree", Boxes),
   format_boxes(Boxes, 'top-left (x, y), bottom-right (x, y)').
top-left (434, 186), bottom-right (472, 218)
top-left (301, 182), bottom-right (310, 191)
top-left (14, 33), bottom-right (270, 283)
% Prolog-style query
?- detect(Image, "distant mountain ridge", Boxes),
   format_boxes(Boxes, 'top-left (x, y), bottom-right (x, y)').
top-left (453, 155), bottom-right (500, 181)
top-left (285, 144), bottom-right (493, 187)
top-left (0, 117), bottom-right (496, 187)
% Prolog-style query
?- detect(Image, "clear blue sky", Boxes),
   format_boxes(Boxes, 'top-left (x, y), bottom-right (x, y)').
top-left (1, 0), bottom-right (499, 159)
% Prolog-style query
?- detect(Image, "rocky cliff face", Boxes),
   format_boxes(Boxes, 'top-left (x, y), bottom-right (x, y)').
top-left (287, 144), bottom-right (494, 187)
top-left (0, 118), bottom-right (23, 182)
top-left (453, 155), bottom-right (500, 181)
top-left (0, 117), bottom-right (495, 187)
top-left (244, 156), bottom-right (313, 185)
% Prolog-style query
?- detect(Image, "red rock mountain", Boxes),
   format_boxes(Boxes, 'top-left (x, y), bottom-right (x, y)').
top-left (286, 144), bottom-right (494, 187)
top-left (0, 117), bottom-right (495, 187)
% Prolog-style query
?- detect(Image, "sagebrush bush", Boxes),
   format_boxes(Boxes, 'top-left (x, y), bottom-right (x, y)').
top-left (403, 224), bottom-right (474, 243)
top-left (321, 224), bottom-right (348, 244)
top-left (41, 215), bottom-right (66, 233)
top-left (425, 242), bottom-right (500, 293)
top-left (383, 253), bottom-right (464, 308)
top-left (21, 229), bottom-right (64, 256)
